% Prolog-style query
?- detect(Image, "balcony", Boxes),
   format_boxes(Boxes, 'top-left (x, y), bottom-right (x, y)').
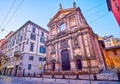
top-left (14, 51), bottom-right (22, 57)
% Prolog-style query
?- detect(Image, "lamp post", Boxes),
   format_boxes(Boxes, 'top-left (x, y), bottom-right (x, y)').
top-left (39, 57), bottom-right (45, 80)
top-left (87, 57), bottom-right (92, 84)
top-left (18, 62), bottom-right (23, 78)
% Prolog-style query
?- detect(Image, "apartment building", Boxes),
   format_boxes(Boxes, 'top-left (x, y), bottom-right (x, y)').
top-left (99, 36), bottom-right (120, 70)
top-left (0, 31), bottom-right (14, 73)
top-left (1, 21), bottom-right (48, 76)
top-left (103, 35), bottom-right (120, 48)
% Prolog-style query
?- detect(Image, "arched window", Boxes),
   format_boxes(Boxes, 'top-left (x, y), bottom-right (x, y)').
top-left (59, 23), bottom-right (66, 32)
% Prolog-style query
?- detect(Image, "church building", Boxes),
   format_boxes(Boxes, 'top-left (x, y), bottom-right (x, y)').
top-left (45, 2), bottom-right (105, 73)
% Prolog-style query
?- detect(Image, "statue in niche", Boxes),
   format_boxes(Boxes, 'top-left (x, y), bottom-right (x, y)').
top-left (51, 45), bottom-right (55, 53)
top-left (74, 38), bottom-right (78, 46)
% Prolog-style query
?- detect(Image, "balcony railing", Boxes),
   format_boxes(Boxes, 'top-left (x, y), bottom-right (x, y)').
top-left (14, 51), bottom-right (22, 57)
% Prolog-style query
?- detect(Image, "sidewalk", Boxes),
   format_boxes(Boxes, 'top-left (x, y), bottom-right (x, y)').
top-left (14, 76), bottom-right (120, 82)
top-left (11, 76), bottom-right (120, 84)
top-left (0, 75), bottom-right (6, 79)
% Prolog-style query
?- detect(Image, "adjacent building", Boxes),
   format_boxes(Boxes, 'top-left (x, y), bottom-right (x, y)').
top-left (99, 36), bottom-right (120, 70)
top-left (103, 35), bottom-right (120, 48)
top-left (106, 0), bottom-right (120, 26)
top-left (0, 31), bottom-right (14, 73)
top-left (105, 45), bottom-right (120, 69)
top-left (1, 21), bottom-right (48, 76)
top-left (45, 3), bottom-right (105, 73)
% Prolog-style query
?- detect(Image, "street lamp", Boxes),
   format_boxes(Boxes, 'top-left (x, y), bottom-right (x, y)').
top-left (39, 57), bottom-right (45, 80)
top-left (87, 57), bottom-right (92, 84)
top-left (19, 62), bottom-right (23, 77)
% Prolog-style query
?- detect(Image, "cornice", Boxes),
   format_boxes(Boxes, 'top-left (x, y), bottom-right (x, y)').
top-left (46, 27), bottom-right (93, 46)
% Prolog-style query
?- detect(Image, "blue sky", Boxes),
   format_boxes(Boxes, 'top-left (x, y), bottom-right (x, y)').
top-left (0, 0), bottom-right (120, 39)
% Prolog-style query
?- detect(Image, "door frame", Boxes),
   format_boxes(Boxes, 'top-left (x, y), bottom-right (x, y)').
top-left (75, 55), bottom-right (83, 70)
top-left (61, 49), bottom-right (70, 71)
top-left (51, 59), bottom-right (56, 71)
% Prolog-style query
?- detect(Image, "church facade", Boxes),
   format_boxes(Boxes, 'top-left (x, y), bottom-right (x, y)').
top-left (45, 3), bottom-right (104, 73)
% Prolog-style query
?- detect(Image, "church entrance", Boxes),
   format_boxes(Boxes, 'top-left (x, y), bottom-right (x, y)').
top-left (61, 49), bottom-right (70, 71)
top-left (76, 59), bottom-right (82, 70)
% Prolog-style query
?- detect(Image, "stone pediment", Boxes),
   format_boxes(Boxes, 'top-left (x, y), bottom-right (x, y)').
top-left (48, 8), bottom-right (76, 26)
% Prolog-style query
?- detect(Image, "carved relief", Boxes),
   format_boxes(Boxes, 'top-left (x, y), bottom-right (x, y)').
top-left (51, 26), bottom-right (56, 35)
top-left (51, 45), bottom-right (56, 54)
top-left (60, 39), bottom-right (68, 49)
top-left (72, 38), bottom-right (80, 48)
top-left (69, 16), bottom-right (76, 27)
top-left (74, 38), bottom-right (78, 46)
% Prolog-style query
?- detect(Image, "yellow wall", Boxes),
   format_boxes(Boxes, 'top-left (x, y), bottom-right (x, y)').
top-left (105, 48), bottom-right (120, 69)
top-left (112, 38), bottom-right (118, 46)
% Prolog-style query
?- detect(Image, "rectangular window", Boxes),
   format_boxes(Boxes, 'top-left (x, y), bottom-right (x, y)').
top-left (14, 35), bottom-right (16, 39)
top-left (59, 23), bottom-right (66, 31)
top-left (21, 56), bottom-right (23, 60)
top-left (115, 2), bottom-right (119, 11)
top-left (32, 27), bottom-right (36, 33)
top-left (13, 40), bottom-right (15, 46)
top-left (113, 50), bottom-right (118, 55)
top-left (39, 46), bottom-right (46, 53)
top-left (22, 42), bottom-right (25, 51)
top-left (43, 57), bottom-right (46, 61)
top-left (15, 46), bottom-right (18, 52)
top-left (18, 32), bottom-right (21, 39)
top-left (39, 46), bottom-right (43, 53)
top-left (30, 42), bottom-right (34, 51)
top-left (28, 64), bottom-right (31, 70)
top-left (20, 35), bottom-right (23, 42)
top-left (41, 31), bottom-right (44, 36)
top-left (30, 34), bottom-right (36, 40)
top-left (43, 47), bottom-right (46, 53)
top-left (18, 44), bottom-right (21, 51)
top-left (40, 37), bottom-right (45, 43)
top-left (16, 39), bottom-right (19, 44)
top-left (29, 56), bottom-right (34, 60)
top-left (106, 39), bottom-right (111, 42)
top-left (39, 57), bottom-right (43, 61)
top-left (12, 59), bottom-right (15, 62)
top-left (19, 67), bottom-right (21, 70)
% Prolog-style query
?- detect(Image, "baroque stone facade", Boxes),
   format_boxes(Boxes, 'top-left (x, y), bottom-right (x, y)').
top-left (45, 3), bottom-right (104, 73)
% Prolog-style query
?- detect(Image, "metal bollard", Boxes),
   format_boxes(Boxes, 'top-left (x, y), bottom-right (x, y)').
top-left (55, 77), bottom-right (56, 82)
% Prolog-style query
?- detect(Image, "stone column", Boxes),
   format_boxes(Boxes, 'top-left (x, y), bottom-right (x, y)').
top-left (69, 38), bottom-right (74, 59)
top-left (78, 33), bottom-right (87, 57)
top-left (66, 17), bottom-right (70, 30)
top-left (55, 41), bottom-right (60, 71)
top-left (86, 33), bottom-right (95, 57)
top-left (94, 36), bottom-right (105, 69)
top-left (68, 38), bottom-right (76, 71)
